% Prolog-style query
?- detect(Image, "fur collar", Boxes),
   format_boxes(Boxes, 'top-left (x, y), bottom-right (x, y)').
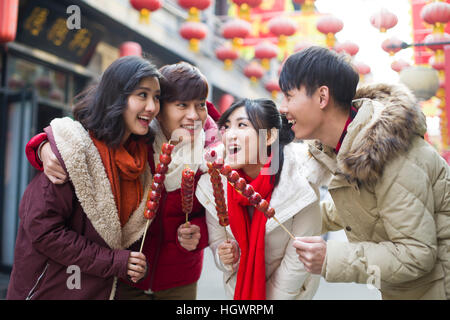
top-left (50, 117), bottom-right (152, 249)
top-left (338, 83), bottom-right (427, 184)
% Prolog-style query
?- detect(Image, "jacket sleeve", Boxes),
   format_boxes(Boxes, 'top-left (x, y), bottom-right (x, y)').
top-left (266, 202), bottom-right (322, 300)
top-left (322, 158), bottom-right (438, 285)
top-left (25, 132), bottom-right (48, 171)
top-left (205, 209), bottom-right (238, 275)
top-left (321, 200), bottom-right (344, 234)
top-left (24, 174), bottom-right (130, 281)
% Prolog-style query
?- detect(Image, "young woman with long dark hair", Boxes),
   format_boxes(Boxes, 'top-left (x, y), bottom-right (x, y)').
top-left (195, 98), bottom-right (330, 300)
top-left (24, 61), bottom-right (221, 300)
top-left (7, 55), bottom-right (161, 299)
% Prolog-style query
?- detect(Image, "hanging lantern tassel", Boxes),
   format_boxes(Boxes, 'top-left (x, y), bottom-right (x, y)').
top-left (232, 37), bottom-right (243, 51)
top-left (436, 88), bottom-right (449, 150)
top-left (303, 0), bottom-right (315, 14)
top-left (139, 8), bottom-right (151, 24)
top-left (238, 4), bottom-right (251, 21)
top-left (278, 35), bottom-right (288, 51)
top-left (189, 38), bottom-right (200, 52)
top-left (326, 33), bottom-right (335, 48)
top-left (270, 91), bottom-right (277, 99)
top-left (188, 7), bottom-right (200, 22)
top-left (261, 58), bottom-right (270, 70)
top-left (224, 59), bottom-right (233, 70)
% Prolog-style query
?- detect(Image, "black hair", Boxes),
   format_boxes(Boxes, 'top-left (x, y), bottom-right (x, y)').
top-left (72, 55), bottom-right (161, 148)
top-left (279, 46), bottom-right (359, 110)
top-left (158, 61), bottom-right (208, 107)
top-left (218, 98), bottom-right (294, 187)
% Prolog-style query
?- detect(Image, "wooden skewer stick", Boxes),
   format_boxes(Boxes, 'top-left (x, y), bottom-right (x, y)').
top-left (139, 219), bottom-right (151, 253)
top-left (272, 216), bottom-right (295, 240)
top-left (229, 181), bottom-right (295, 241)
top-left (224, 227), bottom-right (228, 242)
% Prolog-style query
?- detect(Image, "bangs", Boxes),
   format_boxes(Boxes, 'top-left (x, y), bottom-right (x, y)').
top-left (159, 62), bottom-right (209, 103)
top-left (162, 76), bottom-right (208, 102)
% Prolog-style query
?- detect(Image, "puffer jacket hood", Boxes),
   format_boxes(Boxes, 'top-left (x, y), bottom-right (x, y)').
top-left (338, 83), bottom-right (427, 184)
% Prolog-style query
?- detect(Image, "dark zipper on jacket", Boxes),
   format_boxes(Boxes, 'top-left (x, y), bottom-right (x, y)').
top-left (26, 263), bottom-right (49, 300)
top-left (148, 191), bottom-right (167, 292)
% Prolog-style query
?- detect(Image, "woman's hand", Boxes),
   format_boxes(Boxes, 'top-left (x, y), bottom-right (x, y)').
top-left (177, 223), bottom-right (201, 251)
top-left (41, 142), bottom-right (68, 184)
top-left (218, 240), bottom-right (239, 266)
top-left (127, 252), bottom-right (147, 283)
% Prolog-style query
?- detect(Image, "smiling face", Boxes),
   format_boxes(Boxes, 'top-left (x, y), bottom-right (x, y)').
top-left (279, 85), bottom-right (324, 140)
top-left (122, 77), bottom-right (161, 143)
top-left (220, 106), bottom-right (260, 170)
top-left (157, 99), bottom-right (208, 143)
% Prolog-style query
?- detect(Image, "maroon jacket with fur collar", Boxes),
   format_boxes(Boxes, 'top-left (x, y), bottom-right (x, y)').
top-left (7, 127), bottom-right (131, 300)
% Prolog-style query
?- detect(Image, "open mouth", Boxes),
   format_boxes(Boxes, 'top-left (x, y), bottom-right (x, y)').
top-left (287, 118), bottom-right (296, 126)
top-left (137, 115), bottom-right (151, 126)
top-left (227, 144), bottom-right (241, 156)
top-left (180, 124), bottom-right (202, 136)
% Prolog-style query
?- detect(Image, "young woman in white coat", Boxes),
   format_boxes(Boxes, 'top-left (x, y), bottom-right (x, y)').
top-left (195, 98), bottom-right (330, 300)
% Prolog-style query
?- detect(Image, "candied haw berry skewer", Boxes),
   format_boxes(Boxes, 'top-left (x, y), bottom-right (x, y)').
top-left (181, 166), bottom-right (195, 224)
top-left (205, 150), bottom-right (230, 240)
top-left (205, 149), bottom-right (295, 240)
top-left (139, 141), bottom-right (175, 253)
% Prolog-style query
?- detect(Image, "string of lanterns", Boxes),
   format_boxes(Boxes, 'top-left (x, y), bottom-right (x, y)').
top-left (420, 0), bottom-right (450, 149)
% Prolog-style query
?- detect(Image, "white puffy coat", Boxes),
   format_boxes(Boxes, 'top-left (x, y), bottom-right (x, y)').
top-left (196, 142), bottom-right (331, 299)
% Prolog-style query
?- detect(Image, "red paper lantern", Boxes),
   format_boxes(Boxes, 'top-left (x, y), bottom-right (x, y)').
top-left (264, 79), bottom-right (281, 98)
top-left (232, 0), bottom-right (262, 20)
top-left (222, 19), bottom-right (252, 49)
top-left (219, 94), bottom-right (235, 113)
top-left (178, 0), bottom-right (211, 10)
top-left (381, 37), bottom-right (403, 56)
top-left (244, 62), bottom-right (265, 83)
top-left (268, 17), bottom-right (297, 50)
top-left (429, 55), bottom-right (444, 71)
top-left (130, 0), bottom-right (162, 24)
top-left (215, 44), bottom-right (239, 70)
top-left (391, 59), bottom-right (411, 73)
top-left (178, 0), bottom-right (211, 21)
top-left (334, 41), bottom-right (359, 56)
top-left (370, 9), bottom-right (398, 33)
top-left (180, 21), bottom-right (208, 52)
top-left (254, 41), bottom-right (278, 70)
top-left (421, 1), bottom-right (450, 33)
top-left (119, 42), bottom-right (143, 57)
top-left (0, 0), bottom-right (19, 44)
top-left (316, 15), bottom-right (343, 48)
top-left (294, 40), bottom-right (313, 52)
top-left (353, 61), bottom-right (371, 76)
top-left (424, 32), bottom-right (450, 52)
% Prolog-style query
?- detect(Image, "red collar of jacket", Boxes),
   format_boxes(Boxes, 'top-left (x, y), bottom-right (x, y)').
top-left (335, 105), bottom-right (358, 154)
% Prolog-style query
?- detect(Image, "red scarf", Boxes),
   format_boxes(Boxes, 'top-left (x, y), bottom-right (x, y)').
top-left (90, 133), bottom-right (147, 227)
top-left (228, 164), bottom-right (274, 300)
